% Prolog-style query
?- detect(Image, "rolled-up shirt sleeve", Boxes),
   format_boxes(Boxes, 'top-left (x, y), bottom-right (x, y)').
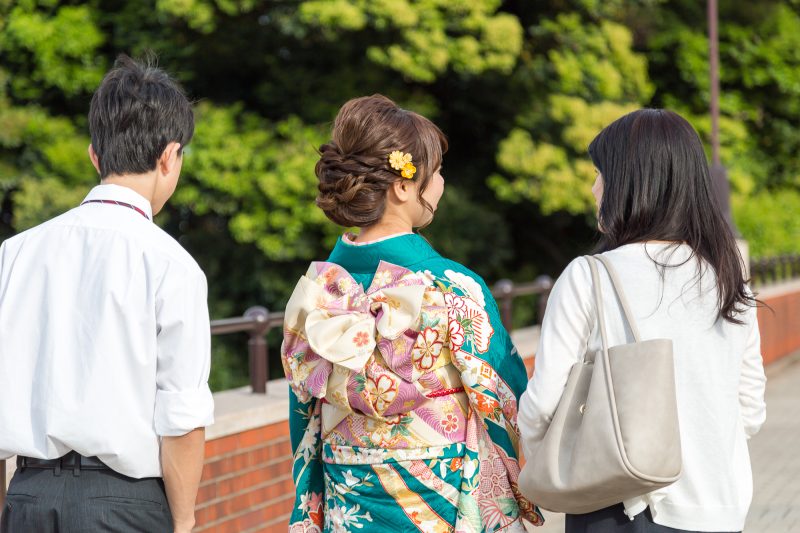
top-left (154, 266), bottom-right (215, 436)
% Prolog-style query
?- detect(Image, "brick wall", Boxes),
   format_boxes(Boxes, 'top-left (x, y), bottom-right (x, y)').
top-left (194, 286), bottom-right (800, 532)
top-left (196, 421), bottom-right (293, 532)
top-left (757, 288), bottom-right (800, 365)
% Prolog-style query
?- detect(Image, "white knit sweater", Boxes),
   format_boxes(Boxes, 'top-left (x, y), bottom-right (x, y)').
top-left (519, 243), bottom-right (767, 532)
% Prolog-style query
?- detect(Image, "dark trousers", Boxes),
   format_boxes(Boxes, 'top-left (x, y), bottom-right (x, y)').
top-left (566, 504), bottom-right (741, 533)
top-left (1, 460), bottom-right (172, 532)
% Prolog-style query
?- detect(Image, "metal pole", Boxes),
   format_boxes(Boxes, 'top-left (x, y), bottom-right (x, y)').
top-left (245, 306), bottom-right (270, 394)
top-left (708, 0), bottom-right (737, 234)
top-left (709, 0), bottom-right (721, 166)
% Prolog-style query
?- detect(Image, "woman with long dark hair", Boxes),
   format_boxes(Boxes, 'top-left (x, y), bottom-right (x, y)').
top-left (518, 109), bottom-right (767, 532)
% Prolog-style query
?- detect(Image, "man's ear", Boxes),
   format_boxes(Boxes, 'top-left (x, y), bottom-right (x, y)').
top-left (390, 179), bottom-right (414, 203)
top-left (158, 142), bottom-right (182, 175)
top-left (88, 144), bottom-right (101, 175)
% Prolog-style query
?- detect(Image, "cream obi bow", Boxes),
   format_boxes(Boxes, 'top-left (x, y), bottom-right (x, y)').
top-left (284, 261), bottom-right (427, 372)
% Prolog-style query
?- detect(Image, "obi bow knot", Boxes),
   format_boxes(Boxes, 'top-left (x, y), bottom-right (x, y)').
top-left (283, 261), bottom-right (426, 372)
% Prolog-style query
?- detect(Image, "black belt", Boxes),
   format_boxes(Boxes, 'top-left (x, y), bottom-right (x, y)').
top-left (17, 451), bottom-right (110, 475)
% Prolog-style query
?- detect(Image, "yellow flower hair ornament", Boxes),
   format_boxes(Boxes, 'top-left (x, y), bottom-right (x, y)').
top-left (388, 150), bottom-right (416, 179)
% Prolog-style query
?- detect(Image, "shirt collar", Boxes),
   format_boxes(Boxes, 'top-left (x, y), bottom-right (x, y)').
top-left (327, 233), bottom-right (441, 274)
top-left (82, 184), bottom-right (154, 221)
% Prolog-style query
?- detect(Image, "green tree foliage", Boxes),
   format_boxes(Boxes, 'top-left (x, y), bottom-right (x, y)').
top-left (640, 0), bottom-right (800, 246)
top-left (299, 0), bottom-right (523, 82)
top-left (489, 7), bottom-right (653, 214)
top-left (178, 104), bottom-right (338, 261)
top-left (2, 0), bottom-right (798, 389)
top-left (735, 190), bottom-right (800, 257)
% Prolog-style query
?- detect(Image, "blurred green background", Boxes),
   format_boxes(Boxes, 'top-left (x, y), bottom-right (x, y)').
top-left (2, 0), bottom-right (799, 390)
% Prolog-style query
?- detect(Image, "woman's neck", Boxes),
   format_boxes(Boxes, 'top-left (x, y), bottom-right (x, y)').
top-left (354, 217), bottom-right (412, 243)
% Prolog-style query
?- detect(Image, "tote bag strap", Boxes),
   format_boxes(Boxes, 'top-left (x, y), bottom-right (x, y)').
top-left (586, 256), bottom-right (609, 359)
top-left (593, 254), bottom-right (642, 343)
top-left (584, 255), bottom-right (643, 364)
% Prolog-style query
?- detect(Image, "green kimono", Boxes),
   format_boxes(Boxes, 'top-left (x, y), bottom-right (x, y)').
top-left (282, 233), bottom-right (543, 532)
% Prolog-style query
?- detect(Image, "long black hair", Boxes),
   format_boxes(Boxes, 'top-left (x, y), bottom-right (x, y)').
top-left (588, 108), bottom-right (754, 324)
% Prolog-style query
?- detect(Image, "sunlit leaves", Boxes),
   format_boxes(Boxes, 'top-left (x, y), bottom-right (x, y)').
top-left (300, 0), bottom-right (523, 81)
top-left (177, 103), bottom-right (339, 260)
top-left (490, 14), bottom-right (651, 215)
top-left (4, 5), bottom-right (105, 96)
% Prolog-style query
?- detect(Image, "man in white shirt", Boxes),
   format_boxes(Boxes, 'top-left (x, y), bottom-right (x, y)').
top-left (0, 55), bottom-right (214, 533)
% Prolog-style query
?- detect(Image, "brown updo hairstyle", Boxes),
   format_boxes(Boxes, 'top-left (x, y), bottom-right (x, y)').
top-left (315, 94), bottom-right (448, 228)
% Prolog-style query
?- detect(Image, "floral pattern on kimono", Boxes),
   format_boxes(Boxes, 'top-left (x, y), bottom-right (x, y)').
top-left (282, 234), bottom-right (544, 532)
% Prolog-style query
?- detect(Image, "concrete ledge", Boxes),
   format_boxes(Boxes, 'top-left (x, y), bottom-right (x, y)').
top-left (511, 326), bottom-right (541, 360)
top-left (756, 279), bottom-right (800, 299)
top-left (207, 380), bottom-right (290, 441)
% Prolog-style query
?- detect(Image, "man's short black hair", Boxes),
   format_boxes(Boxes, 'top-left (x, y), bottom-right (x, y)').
top-left (89, 54), bottom-right (194, 179)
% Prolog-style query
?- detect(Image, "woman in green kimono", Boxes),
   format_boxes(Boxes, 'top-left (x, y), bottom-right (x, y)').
top-left (282, 94), bottom-right (543, 532)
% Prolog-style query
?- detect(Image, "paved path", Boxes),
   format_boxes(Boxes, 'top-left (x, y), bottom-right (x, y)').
top-left (527, 351), bottom-right (800, 533)
top-left (745, 351), bottom-right (800, 532)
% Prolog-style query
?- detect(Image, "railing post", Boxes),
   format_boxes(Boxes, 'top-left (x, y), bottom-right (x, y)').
top-left (755, 259), bottom-right (766, 287)
top-left (770, 258), bottom-right (779, 284)
top-left (494, 279), bottom-right (514, 331)
top-left (534, 275), bottom-right (553, 324)
top-left (777, 255), bottom-right (789, 281)
top-left (245, 306), bottom-right (270, 394)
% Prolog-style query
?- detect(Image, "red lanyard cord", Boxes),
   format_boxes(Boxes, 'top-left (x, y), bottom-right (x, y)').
top-left (81, 199), bottom-right (150, 220)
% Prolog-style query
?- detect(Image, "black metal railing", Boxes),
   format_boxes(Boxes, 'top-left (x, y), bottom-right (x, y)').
top-left (750, 255), bottom-right (800, 287)
top-left (210, 306), bottom-right (284, 393)
top-left (492, 276), bottom-right (554, 330)
top-left (209, 277), bottom-right (555, 395)
top-left (210, 254), bottom-right (800, 396)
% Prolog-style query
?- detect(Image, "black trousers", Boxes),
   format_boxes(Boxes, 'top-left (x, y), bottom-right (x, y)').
top-left (566, 504), bottom-right (741, 533)
top-left (1, 461), bottom-right (172, 532)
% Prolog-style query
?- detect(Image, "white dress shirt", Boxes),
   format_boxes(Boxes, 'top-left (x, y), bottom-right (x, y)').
top-left (519, 243), bottom-right (767, 532)
top-left (0, 184), bottom-right (214, 479)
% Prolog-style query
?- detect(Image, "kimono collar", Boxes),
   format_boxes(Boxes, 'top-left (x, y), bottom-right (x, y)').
top-left (327, 233), bottom-right (441, 275)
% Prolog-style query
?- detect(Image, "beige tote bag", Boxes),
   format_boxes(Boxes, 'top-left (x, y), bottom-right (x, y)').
top-left (519, 254), bottom-right (682, 514)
